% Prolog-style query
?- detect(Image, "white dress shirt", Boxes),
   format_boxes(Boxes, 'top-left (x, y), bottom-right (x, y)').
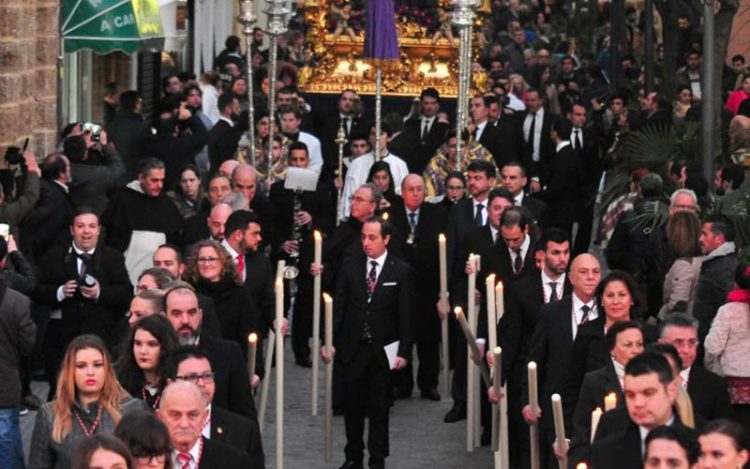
top-left (513, 192), bottom-right (524, 206)
top-left (541, 270), bottom-right (565, 303)
top-left (420, 116), bottom-right (435, 139)
top-left (366, 251), bottom-right (388, 284)
top-left (201, 404), bottom-right (212, 438)
top-left (472, 197), bottom-right (488, 226)
top-left (56, 244), bottom-right (97, 302)
top-left (507, 234), bottom-right (531, 266)
top-left (571, 293), bottom-right (598, 339)
top-left (475, 121), bottom-right (488, 141)
top-left (221, 240), bottom-right (245, 282)
top-left (338, 151), bottom-right (409, 221)
top-left (297, 131), bottom-right (324, 174)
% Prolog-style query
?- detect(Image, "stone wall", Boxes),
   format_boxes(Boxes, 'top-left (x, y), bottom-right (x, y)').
top-left (0, 0), bottom-right (58, 159)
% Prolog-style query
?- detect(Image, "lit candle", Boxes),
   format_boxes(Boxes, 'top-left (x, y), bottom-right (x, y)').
top-left (604, 393), bottom-right (617, 411)
top-left (590, 407), bottom-right (602, 443)
top-left (486, 274), bottom-right (497, 351)
top-left (576, 464), bottom-right (588, 469)
top-left (551, 394), bottom-right (567, 469)
top-left (247, 333), bottom-right (258, 381)
top-left (311, 230), bottom-right (323, 416)
top-left (439, 234), bottom-right (449, 397)
top-left (323, 293), bottom-right (333, 461)
top-left (495, 281), bottom-right (504, 321)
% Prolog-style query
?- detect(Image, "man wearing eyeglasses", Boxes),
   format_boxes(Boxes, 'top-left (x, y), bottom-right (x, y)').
top-left (164, 283), bottom-right (257, 419)
top-left (166, 346), bottom-right (264, 467)
top-left (658, 313), bottom-right (733, 421)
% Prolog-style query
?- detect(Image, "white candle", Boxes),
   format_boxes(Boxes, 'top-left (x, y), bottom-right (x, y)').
top-left (551, 393), bottom-right (567, 469)
top-left (311, 230), bottom-right (323, 416)
top-left (439, 234), bottom-right (449, 397)
top-left (491, 347), bottom-right (502, 453)
top-left (528, 362), bottom-right (539, 414)
top-left (247, 333), bottom-right (257, 381)
top-left (323, 293), bottom-right (333, 462)
top-left (486, 274), bottom-right (497, 351)
top-left (495, 281), bottom-right (504, 321)
top-left (275, 278), bottom-right (284, 469)
top-left (590, 407), bottom-right (602, 443)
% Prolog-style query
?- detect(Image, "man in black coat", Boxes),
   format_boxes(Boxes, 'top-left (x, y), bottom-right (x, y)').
top-left (499, 161), bottom-right (548, 229)
top-left (659, 313), bottom-right (733, 421)
top-left (207, 93), bottom-right (243, 174)
top-left (520, 89), bottom-right (558, 186)
top-left (390, 88), bottom-right (450, 174)
top-left (35, 209), bottom-right (133, 395)
top-left (522, 253), bottom-right (600, 467)
top-left (319, 89), bottom-right (366, 183)
top-left (481, 207), bottom-right (538, 284)
top-left (322, 217), bottom-right (413, 469)
top-left (159, 381), bottom-right (254, 469)
top-left (470, 95), bottom-right (505, 166)
top-left (164, 284), bottom-right (257, 419)
top-left (107, 90), bottom-right (151, 179)
top-left (535, 119), bottom-right (586, 237)
top-left (568, 352), bottom-right (688, 469)
top-left (166, 347), bottom-right (264, 467)
top-left (388, 175), bottom-right (448, 400)
top-left (231, 164), bottom-right (277, 250)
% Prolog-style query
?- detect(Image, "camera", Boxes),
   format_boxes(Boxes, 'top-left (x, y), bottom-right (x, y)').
top-left (3, 137), bottom-right (29, 166)
top-left (77, 274), bottom-right (96, 289)
top-left (82, 122), bottom-right (103, 142)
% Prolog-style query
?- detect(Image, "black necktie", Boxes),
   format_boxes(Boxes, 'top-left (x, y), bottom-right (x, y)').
top-left (573, 129), bottom-right (582, 150)
top-left (367, 261), bottom-right (378, 297)
top-left (548, 282), bottom-right (558, 302)
top-left (421, 120), bottom-right (429, 141)
top-left (580, 304), bottom-right (591, 325)
top-left (474, 203), bottom-right (484, 227)
top-left (78, 253), bottom-right (92, 277)
top-left (527, 113), bottom-right (536, 143)
top-left (343, 117), bottom-right (350, 136)
top-left (513, 249), bottom-right (523, 274)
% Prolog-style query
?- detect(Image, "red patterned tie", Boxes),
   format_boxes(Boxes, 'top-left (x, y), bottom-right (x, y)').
top-left (177, 452), bottom-right (191, 469)
top-left (236, 254), bottom-right (245, 278)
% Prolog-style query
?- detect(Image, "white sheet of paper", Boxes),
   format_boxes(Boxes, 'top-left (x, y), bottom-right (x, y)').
top-left (284, 166), bottom-right (320, 192)
top-left (384, 341), bottom-right (400, 370)
top-left (124, 230), bottom-right (166, 286)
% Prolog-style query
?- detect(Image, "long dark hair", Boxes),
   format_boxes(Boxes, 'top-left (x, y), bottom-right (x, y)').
top-left (595, 270), bottom-right (644, 319)
top-left (114, 410), bottom-right (173, 469)
top-left (367, 160), bottom-right (397, 200)
top-left (70, 434), bottom-right (134, 469)
top-left (116, 315), bottom-right (180, 396)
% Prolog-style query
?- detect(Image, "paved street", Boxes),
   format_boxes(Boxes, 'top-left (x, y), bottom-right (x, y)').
top-left (22, 338), bottom-right (494, 468)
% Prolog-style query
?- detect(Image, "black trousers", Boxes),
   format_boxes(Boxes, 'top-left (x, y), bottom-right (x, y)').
top-left (392, 341), bottom-right (440, 393)
top-left (343, 342), bottom-right (391, 465)
top-left (450, 313), bottom-right (468, 404)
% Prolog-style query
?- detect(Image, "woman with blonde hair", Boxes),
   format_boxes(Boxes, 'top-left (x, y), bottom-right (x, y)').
top-left (29, 335), bottom-right (146, 469)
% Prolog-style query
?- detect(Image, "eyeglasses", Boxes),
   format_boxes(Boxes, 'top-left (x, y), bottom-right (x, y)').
top-left (197, 257), bottom-right (220, 264)
top-left (175, 372), bottom-right (215, 384)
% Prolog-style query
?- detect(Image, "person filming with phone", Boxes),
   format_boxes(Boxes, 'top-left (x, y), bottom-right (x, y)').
top-left (0, 143), bottom-right (41, 239)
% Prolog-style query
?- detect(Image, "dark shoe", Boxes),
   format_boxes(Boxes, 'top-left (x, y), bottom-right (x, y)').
top-left (23, 394), bottom-right (42, 411)
top-left (443, 402), bottom-right (466, 423)
top-left (393, 387), bottom-right (412, 400)
top-left (420, 388), bottom-right (441, 401)
top-left (339, 460), bottom-right (363, 469)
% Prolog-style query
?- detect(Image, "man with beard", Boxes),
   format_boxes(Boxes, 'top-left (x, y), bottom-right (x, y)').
top-left (164, 283), bottom-right (256, 418)
top-left (208, 93), bottom-right (243, 173)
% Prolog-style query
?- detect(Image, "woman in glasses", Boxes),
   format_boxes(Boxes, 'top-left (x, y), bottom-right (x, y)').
top-left (116, 315), bottom-right (180, 410)
top-left (29, 335), bottom-right (146, 469)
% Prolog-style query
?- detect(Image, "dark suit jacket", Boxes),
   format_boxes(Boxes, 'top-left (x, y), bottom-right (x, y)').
top-left (521, 193), bottom-right (549, 229)
top-left (249, 193), bottom-right (277, 251)
top-left (535, 144), bottom-right (586, 232)
top-left (575, 127), bottom-right (602, 199)
top-left (482, 236), bottom-right (537, 284)
top-left (198, 334), bottom-right (256, 419)
top-left (520, 109), bottom-right (558, 183)
top-left (35, 243), bottom-right (133, 347)
top-left (391, 118), bottom-right (450, 174)
top-left (197, 436), bottom-right (254, 468)
top-left (572, 361), bottom-right (625, 448)
top-left (389, 202), bottom-right (448, 341)
top-left (687, 366), bottom-right (734, 421)
top-left (478, 122), bottom-right (504, 166)
top-left (492, 114), bottom-right (524, 169)
top-left (447, 199), bottom-right (485, 302)
top-left (525, 295), bottom-right (577, 430)
top-left (208, 119), bottom-right (242, 173)
top-left (320, 113), bottom-right (365, 181)
top-left (20, 179), bottom-right (74, 265)
top-left (243, 250), bottom-right (275, 332)
top-left (210, 406), bottom-right (264, 468)
top-left (333, 253), bottom-right (414, 368)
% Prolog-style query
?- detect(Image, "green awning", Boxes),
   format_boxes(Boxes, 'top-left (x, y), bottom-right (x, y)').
top-left (62, 0), bottom-right (164, 54)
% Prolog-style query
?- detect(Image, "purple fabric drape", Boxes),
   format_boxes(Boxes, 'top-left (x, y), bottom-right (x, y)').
top-left (363, 0), bottom-right (400, 61)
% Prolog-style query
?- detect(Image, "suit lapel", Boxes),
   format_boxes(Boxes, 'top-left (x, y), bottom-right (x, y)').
top-left (561, 296), bottom-right (575, 345)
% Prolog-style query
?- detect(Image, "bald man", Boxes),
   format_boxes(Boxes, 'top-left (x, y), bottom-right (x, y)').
top-left (388, 174), bottom-right (449, 400)
top-left (521, 253), bottom-right (601, 467)
top-left (158, 381), bottom-right (252, 468)
top-left (231, 164), bottom-right (277, 249)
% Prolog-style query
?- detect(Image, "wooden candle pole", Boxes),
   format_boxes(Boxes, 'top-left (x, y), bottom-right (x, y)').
top-left (275, 278), bottom-right (284, 469)
top-left (311, 231), bottom-right (322, 416)
top-left (551, 394), bottom-right (567, 469)
top-left (528, 362), bottom-right (540, 469)
top-left (438, 234), bottom-right (450, 398)
top-left (323, 293), bottom-right (333, 462)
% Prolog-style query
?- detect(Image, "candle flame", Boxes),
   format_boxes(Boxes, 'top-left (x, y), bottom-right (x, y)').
top-left (528, 361), bottom-right (537, 370)
top-left (493, 346), bottom-right (502, 354)
top-left (576, 463), bottom-right (588, 469)
top-left (453, 306), bottom-right (463, 316)
top-left (323, 292), bottom-right (332, 303)
top-left (248, 333), bottom-right (258, 343)
top-left (438, 233), bottom-right (446, 242)
top-left (497, 281), bottom-right (503, 290)
top-left (486, 273), bottom-right (495, 283)
top-left (314, 230), bottom-right (321, 240)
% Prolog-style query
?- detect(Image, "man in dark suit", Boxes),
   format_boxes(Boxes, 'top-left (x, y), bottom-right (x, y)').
top-left (322, 217), bottom-right (413, 469)
top-left (470, 95), bottom-right (505, 167)
top-left (231, 164), bottom-right (277, 250)
top-left (567, 352), bottom-right (688, 469)
top-left (319, 89), bottom-right (365, 183)
top-left (500, 161), bottom-right (548, 229)
top-left (568, 103), bottom-right (602, 255)
top-left (35, 209), bottom-right (133, 395)
top-left (158, 381), bottom-right (254, 468)
top-left (164, 284), bottom-right (257, 419)
top-left (482, 207), bottom-right (538, 284)
top-left (207, 93), bottom-right (243, 174)
top-left (487, 228), bottom-right (571, 468)
top-left (390, 88), bottom-right (450, 174)
top-left (658, 313), bottom-right (734, 421)
top-left (444, 159), bottom-right (496, 422)
top-left (535, 119), bottom-right (586, 238)
top-left (166, 347), bottom-right (264, 467)
top-left (522, 253), bottom-right (601, 467)
top-left (389, 175), bottom-right (448, 400)
top-left (520, 89), bottom-right (558, 187)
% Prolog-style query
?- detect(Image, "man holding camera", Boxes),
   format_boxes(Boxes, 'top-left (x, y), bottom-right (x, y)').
top-left (35, 208), bottom-right (132, 397)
